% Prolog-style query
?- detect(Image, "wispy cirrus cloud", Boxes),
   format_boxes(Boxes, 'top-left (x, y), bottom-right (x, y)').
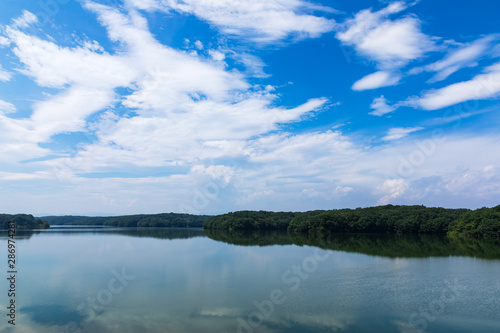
top-left (381, 127), bottom-right (423, 141)
top-left (0, 65), bottom-right (10, 81)
top-left (408, 61), bottom-right (500, 110)
top-left (11, 10), bottom-right (38, 29)
top-left (410, 35), bottom-right (498, 82)
top-left (127, 0), bottom-right (337, 44)
top-left (0, 99), bottom-right (16, 114)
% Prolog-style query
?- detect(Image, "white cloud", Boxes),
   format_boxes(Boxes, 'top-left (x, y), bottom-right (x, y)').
top-left (190, 165), bottom-right (235, 185)
top-left (382, 127), bottom-right (423, 141)
top-left (227, 51), bottom-right (269, 78)
top-left (0, 11), bottom-right (141, 157)
top-left (369, 95), bottom-right (397, 116)
top-left (1, 3), bottom-right (326, 176)
top-left (128, 0), bottom-right (336, 43)
top-left (410, 35), bottom-right (497, 82)
top-left (11, 10), bottom-right (38, 28)
top-left (32, 87), bottom-right (117, 140)
top-left (494, 43), bottom-right (500, 58)
top-left (0, 65), bottom-right (11, 81)
top-left (444, 165), bottom-right (498, 194)
top-left (0, 36), bottom-right (10, 47)
top-left (337, 2), bottom-right (435, 69)
top-left (194, 40), bottom-right (203, 50)
top-left (248, 130), bottom-right (356, 164)
top-left (208, 49), bottom-right (225, 62)
top-left (409, 61), bottom-right (500, 110)
top-left (378, 179), bottom-right (409, 204)
top-left (352, 71), bottom-right (401, 91)
top-left (2, 2), bottom-right (500, 214)
top-left (6, 27), bottom-right (135, 89)
top-left (0, 100), bottom-right (16, 114)
top-left (334, 185), bottom-right (353, 195)
top-left (0, 171), bottom-right (53, 181)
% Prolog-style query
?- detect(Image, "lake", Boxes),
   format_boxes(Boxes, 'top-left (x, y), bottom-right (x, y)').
top-left (1, 227), bottom-right (499, 333)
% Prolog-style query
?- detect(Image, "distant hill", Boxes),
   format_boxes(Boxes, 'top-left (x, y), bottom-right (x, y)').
top-left (41, 212), bottom-right (211, 228)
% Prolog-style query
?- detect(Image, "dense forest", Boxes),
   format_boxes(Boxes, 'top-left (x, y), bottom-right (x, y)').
top-left (447, 205), bottom-right (500, 238)
top-left (42, 213), bottom-right (210, 228)
top-left (288, 205), bottom-right (467, 234)
top-left (203, 210), bottom-right (326, 231)
top-left (0, 214), bottom-right (49, 229)
top-left (203, 205), bottom-right (500, 238)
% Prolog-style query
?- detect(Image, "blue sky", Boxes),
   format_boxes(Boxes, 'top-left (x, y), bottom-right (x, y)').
top-left (0, 0), bottom-right (499, 215)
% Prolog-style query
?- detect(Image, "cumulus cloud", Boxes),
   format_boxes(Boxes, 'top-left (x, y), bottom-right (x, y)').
top-left (369, 95), bottom-right (397, 116)
top-left (208, 49), bottom-right (225, 62)
top-left (382, 127), bottom-right (424, 141)
top-left (194, 40), bottom-right (203, 50)
top-left (378, 179), bottom-right (409, 204)
top-left (337, 2), bottom-right (435, 70)
top-left (352, 71), bottom-right (401, 91)
top-left (127, 0), bottom-right (336, 43)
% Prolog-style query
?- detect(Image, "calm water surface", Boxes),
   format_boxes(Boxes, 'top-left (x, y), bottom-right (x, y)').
top-left (0, 227), bottom-right (499, 333)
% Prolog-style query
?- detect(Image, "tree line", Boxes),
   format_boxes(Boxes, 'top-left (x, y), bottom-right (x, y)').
top-left (3, 205), bottom-right (499, 237)
top-left (0, 214), bottom-right (49, 229)
top-left (41, 213), bottom-right (210, 228)
top-left (203, 205), bottom-right (500, 238)
top-left (202, 210), bottom-right (326, 231)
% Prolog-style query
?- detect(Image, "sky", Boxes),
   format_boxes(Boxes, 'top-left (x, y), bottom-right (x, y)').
top-left (0, 0), bottom-right (499, 216)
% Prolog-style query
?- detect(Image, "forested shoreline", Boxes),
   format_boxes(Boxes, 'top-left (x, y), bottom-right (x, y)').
top-left (41, 213), bottom-right (210, 228)
top-left (2, 205), bottom-right (499, 238)
top-left (204, 205), bottom-right (500, 238)
top-left (0, 214), bottom-right (50, 229)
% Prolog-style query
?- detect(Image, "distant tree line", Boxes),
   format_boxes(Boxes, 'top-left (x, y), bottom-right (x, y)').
top-left (5, 204), bottom-right (499, 237)
top-left (288, 205), bottom-right (467, 234)
top-left (42, 213), bottom-right (210, 228)
top-left (0, 214), bottom-right (49, 229)
top-left (202, 210), bottom-right (326, 231)
top-left (203, 205), bottom-right (500, 238)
